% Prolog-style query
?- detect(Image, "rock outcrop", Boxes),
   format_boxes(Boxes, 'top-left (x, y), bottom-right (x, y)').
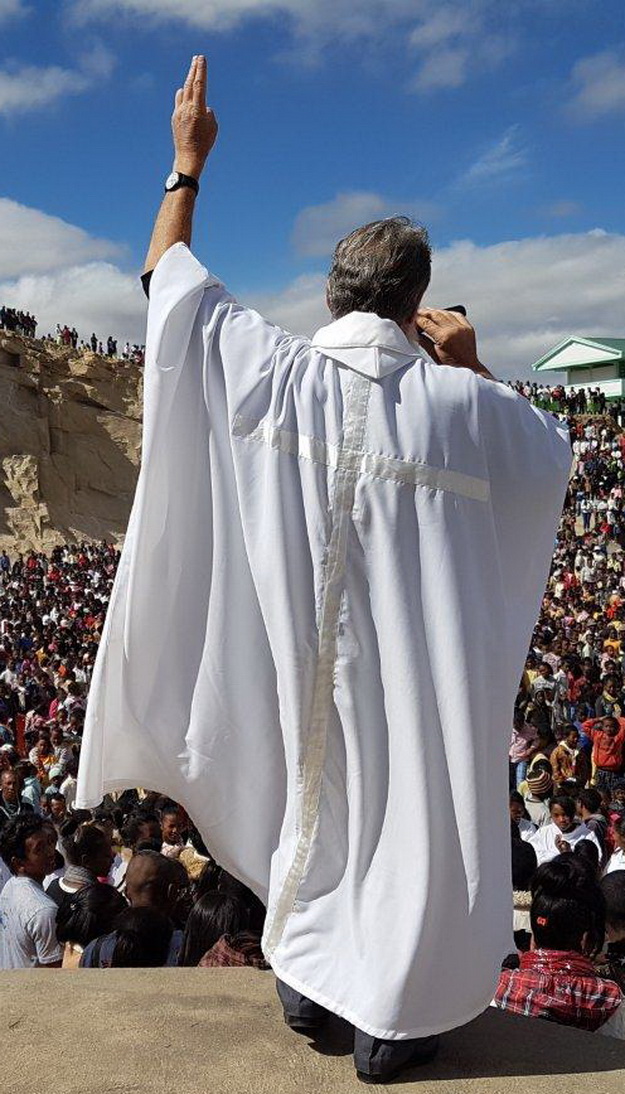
top-left (0, 332), bottom-right (142, 551)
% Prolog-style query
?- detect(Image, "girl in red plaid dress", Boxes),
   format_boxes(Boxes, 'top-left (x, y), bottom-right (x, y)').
top-left (493, 855), bottom-right (624, 1037)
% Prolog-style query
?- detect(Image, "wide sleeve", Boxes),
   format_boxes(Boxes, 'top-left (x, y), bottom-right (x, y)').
top-left (478, 381), bottom-right (572, 681)
top-left (76, 244), bottom-right (234, 810)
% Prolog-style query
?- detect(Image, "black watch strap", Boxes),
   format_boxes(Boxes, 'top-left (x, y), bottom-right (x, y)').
top-left (165, 171), bottom-right (199, 195)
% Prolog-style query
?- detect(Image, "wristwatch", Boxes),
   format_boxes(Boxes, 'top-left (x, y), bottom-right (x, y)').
top-left (165, 171), bottom-right (199, 195)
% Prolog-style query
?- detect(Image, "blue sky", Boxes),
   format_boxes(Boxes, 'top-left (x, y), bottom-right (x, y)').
top-left (1, 0), bottom-right (624, 374)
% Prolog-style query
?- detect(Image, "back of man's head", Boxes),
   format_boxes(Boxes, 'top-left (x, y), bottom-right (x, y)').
top-left (326, 216), bottom-right (431, 326)
top-left (125, 849), bottom-right (185, 916)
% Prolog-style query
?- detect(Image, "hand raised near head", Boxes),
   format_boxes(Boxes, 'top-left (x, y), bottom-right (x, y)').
top-left (172, 55), bottom-right (218, 180)
top-left (414, 308), bottom-right (481, 371)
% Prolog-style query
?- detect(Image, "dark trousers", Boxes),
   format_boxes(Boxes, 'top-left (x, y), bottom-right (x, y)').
top-left (276, 978), bottom-right (439, 1078)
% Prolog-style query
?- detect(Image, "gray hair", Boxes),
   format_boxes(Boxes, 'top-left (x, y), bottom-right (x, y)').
top-left (326, 216), bottom-right (431, 324)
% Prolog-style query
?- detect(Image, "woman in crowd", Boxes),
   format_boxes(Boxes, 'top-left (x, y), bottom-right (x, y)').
top-left (178, 892), bottom-right (249, 967)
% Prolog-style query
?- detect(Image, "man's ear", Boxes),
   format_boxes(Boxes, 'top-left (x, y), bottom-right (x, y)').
top-left (401, 298), bottom-right (424, 338)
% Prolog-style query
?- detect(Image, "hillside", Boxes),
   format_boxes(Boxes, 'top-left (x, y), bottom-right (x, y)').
top-left (0, 331), bottom-right (142, 551)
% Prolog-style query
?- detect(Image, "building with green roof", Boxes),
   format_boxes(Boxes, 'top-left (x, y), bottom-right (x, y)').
top-left (531, 337), bottom-right (625, 398)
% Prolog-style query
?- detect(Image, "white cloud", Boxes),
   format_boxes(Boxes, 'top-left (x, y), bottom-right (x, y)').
top-left (410, 47), bottom-right (470, 91)
top-left (0, 45), bottom-right (116, 116)
top-left (542, 200), bottom-right (582, 218)
top-left (247, 229), bottom-right (625, 378)
top-left (291, 191), bottom-right (438, 258)
top-left (566, 49), bottom-right (625, 120)
top-left (408, 4), bottom-right (514, 92)
top-left (1, 263), bottom-right (146, 344)
top-left (67, 0), bottom-right (421, 34)
top-left (0, 64), bottom-right (88, 116)
top-left (3, 197), bottom-right (623, 380)
top-left (249, 272), bottom-right (329, 338)
top-left (0, 0), bottom-right (28, 22)
top-left (0, 199), bottom-right (139, 346)
top-left (0, 198), bottom-right (123, 278)
top-left (409, 8), bottom-right (470, 49)
top-left (79, 42), bottom-right (117, 79)
top-left (458, 126), bottom-right (527, 187)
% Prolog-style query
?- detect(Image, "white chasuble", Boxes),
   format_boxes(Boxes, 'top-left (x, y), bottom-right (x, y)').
top-left (77, 243), bottom-right (571, 1038)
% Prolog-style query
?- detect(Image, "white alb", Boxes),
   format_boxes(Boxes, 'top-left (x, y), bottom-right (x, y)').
top-left (77, 244), bottom-right (570, 1038)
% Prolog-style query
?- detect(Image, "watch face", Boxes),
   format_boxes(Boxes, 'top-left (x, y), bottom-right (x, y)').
top-left (165, 172), bottom-right (179, 191)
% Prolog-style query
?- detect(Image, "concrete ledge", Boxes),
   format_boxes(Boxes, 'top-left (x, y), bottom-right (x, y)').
top-left (2, 968), bottom-right (625, 1093)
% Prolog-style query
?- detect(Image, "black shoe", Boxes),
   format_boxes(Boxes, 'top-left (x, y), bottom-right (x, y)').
top-left (355, 1035), bottom-right (440, 1084)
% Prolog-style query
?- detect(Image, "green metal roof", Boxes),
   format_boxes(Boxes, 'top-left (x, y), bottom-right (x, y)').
top-left (532, 336), bottom-right (625, 373)
top-left (585, 338), bottom-right (625, 352)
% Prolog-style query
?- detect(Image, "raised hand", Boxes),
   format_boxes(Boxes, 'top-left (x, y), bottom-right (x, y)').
top-left (415, 308), bottom-right (481, 370)
top-left (172, 55), bottom-right (218, 179)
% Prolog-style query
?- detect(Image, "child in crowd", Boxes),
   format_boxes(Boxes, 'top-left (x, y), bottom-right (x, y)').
top-left (509, 791), bottom-right (537, 841)
top-left (528, 795), bottom-right (602, 866)
top-left (494, 855), bottom-right (624, 1037)
top-left (550, 724), bottom-right (590, 790)
top-left (159, 801), bottom-right (185, 859)
top-left (577, 787), bottom-right (611, 860)
top-left (604, 817), bottom-right (625, 875)
top-left (521, 763), bottom-right (553, 828)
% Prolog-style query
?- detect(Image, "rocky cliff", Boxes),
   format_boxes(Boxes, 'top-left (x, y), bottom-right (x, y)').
top-left (0, 332), bottom-right (142, 551)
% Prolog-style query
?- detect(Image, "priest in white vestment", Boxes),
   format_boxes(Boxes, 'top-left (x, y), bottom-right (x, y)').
top-left (76, 57), bottom-right (571, 1081)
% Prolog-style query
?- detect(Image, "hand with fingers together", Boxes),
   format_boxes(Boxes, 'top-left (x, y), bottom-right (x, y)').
top-left (172, 55), bottom-right (218, 180)
top-left (413, 308), bottom-right (496, 381)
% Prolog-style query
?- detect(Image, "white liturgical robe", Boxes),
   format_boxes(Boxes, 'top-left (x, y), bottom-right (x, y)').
top-left (77, 243), bottom-right (571, 1039)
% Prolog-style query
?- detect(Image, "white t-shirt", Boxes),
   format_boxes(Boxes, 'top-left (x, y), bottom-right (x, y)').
top-left (528, 821), bottom-right (601, 867)
top-left (518, 817), bottom-right (537, 841)
top-left (0, 875), bottom-right (63, 968)
top-left (604, 848), bottom-right (625, 875)
top-left (59, 775), bottom-right (77, 812)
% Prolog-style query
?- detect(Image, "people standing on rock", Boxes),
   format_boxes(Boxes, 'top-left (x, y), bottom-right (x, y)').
top-left (75, 56), bottom-right (570, 1082)
top-left (0, 306), bottom-right (37, 337)
top-left (90, 332), bottom-right (98, 352)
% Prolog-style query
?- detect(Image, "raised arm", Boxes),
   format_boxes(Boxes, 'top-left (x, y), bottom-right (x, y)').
top-left (143, 55), bottom-right (218, 276)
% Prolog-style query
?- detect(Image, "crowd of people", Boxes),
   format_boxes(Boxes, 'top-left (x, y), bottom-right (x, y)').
top-left (48, 326), bottom-right (145, 364)
top-left (1, 304), bottom-right (144, 366)
top-left (2, 404), bottom-right (625, 1043)
top-left (510, 380), bottom-right (625, 423)
top-left (0, 305), bottom-right (37, 338)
